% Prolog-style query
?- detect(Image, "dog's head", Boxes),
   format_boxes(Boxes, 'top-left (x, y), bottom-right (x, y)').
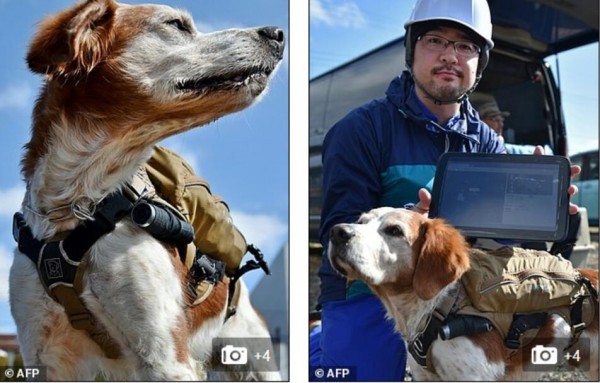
top-left (328, 207), bottom-right (471, 300)
top-left (24, 0), bottom-right (284, 170)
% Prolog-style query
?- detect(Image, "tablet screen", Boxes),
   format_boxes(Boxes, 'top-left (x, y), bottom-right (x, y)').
top-left (429, 153), bottom-right (571, 241)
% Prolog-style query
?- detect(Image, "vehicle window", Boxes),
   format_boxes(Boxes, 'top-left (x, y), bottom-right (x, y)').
top-left (585, 154), bottom-right (598, 181)
top-left (570, 155), bottom-right (583, 182)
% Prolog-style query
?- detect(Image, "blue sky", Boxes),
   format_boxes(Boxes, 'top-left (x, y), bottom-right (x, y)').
top-left (0, 0), bottom-right (596, 344)
top-left (0, 0), bottom-right (288, 333)
top-left (310, 0), bottom-right (599, 156)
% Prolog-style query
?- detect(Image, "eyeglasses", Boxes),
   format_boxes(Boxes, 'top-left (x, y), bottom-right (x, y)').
top-left (417, 34), bottom-right (481, 58)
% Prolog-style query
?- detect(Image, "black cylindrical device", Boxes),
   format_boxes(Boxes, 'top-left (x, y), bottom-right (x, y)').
top-left (131, 201), bottom-right (194, 246)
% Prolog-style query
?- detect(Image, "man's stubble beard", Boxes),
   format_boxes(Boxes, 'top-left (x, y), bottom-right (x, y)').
top-left (413, 74), bottom-right (470, 104)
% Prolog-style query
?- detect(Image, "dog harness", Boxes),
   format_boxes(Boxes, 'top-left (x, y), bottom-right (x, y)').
top-left (408, 248), bottom-right (597, 373)
top-left (14, 190), bottom-right (135, 359)
top-left (13, 169), bottom-right (268, 359)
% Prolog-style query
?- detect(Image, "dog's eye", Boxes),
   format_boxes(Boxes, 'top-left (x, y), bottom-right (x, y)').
top-left (166, 19), bottom-right (190, 33)
top-left (384, 225), bottom-right (403, 237)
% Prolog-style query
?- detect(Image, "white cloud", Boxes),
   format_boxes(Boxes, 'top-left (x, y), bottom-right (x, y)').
top-left (231, 210), bottom-right (287, 257)
top-left (310, 0), bottom-right (367, 28)
top-left (0, 83), bottom-right (36, 110)
top-left (0, 185), bottom-right (25, 217)
top-left (0, 246), bottom-right (12, 302)
top-left (230, 211), bottom-right (287, 292)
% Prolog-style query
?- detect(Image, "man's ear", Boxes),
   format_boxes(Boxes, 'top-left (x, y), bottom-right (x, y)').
top-left (412, 218), bottom-right (470, 300)
top-left (27, 0), bottom-right (117, 78)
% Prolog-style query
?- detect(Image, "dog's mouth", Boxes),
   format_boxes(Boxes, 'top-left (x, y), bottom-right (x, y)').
top-left (175, 67), bottom-right (274, 94)
top-left (328, 245), bottom-right (360, 280)
top-left (330, 254), bottom-right (349, 277)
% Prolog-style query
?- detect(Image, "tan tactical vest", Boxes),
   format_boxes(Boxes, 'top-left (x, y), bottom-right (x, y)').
top-left (457, 247), bottom-right (596, 341)
top-left (145, 145), bottom-right (247, 275)
top-left (38, 145), bottom-right (248, 358)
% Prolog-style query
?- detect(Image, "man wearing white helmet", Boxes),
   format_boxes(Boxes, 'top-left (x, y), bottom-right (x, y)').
top-left (311, 0), bottom-right (581, 380)
top-left (311, 0), bottom-right (503, 380)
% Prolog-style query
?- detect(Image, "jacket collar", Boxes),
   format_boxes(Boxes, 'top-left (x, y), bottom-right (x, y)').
top-left (386, 71), bottom-right (482, 144)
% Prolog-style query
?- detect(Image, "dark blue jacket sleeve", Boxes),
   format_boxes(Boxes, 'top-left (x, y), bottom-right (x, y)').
top-left (319, 106), bottom-right (383, 246)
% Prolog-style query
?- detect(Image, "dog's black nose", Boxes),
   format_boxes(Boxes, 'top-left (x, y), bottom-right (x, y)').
top-left (258, 26), bottom-right (285, 55)
top-left (330, 224), bottom-right (355, 245)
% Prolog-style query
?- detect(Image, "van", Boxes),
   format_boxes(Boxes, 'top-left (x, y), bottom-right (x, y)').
top-left (570, 149), bottom-right (599, 226)
top-left (309, 0), bottom-right (598, 243)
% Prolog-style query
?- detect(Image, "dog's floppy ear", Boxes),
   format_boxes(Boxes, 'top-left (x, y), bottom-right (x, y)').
top-left (412, 218), bottom-right (470, 300)
top-left (27, 0), bottom-right (117, 78)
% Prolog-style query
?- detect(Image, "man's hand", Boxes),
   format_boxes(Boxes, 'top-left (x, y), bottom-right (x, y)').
top-left (413, 188), bottom-right (431, 216)
top-left (533, 145), bottom-right (580, 214)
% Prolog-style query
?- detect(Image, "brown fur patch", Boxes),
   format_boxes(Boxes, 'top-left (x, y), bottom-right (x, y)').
top-left (166, 245), bottom-right (228, 333)
top-left (186, 280), bottom-right (229, 331)
top-left (411, 218), bottom-right (470, 300)
top-left (469, 329), bottom-right (505, 364)
top-left (39, 311), bottom-right (102, 378)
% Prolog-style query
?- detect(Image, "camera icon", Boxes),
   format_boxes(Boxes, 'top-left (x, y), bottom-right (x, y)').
top-left (221, 345), bottom-right (248, 365)
top-left (531, 345), bottom-right (558, 365)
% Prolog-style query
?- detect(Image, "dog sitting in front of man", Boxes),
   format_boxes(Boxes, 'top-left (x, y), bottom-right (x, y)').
top-left (328, 207), bottom-right (598, 381)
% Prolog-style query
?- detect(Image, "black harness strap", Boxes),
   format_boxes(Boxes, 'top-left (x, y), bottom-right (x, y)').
top-left (567, 277), bottom-right (598, 348)
top-left (226, 244), bottom-right (271, 319)
top-left (14, 192), bottom-right (133, 266)
top-left (409, 314), bottom-right (444, 368)
top-left (550, 211), bottom-right (581, 256)
top-left (13, 191), bottom-right (134, 359)
top-left (63, 192), bottom-right (134, 258)
top-left (504, 312), bottom-right (549, 349)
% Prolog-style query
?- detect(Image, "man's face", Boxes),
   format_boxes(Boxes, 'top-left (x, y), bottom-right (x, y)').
top-left (412, 26), bottom-right (479, 103)
top-left (482, 115), bottom-right (504, 136)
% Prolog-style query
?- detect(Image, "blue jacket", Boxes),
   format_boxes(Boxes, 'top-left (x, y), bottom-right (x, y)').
top-left (318, 71), bottom-right (505, 305)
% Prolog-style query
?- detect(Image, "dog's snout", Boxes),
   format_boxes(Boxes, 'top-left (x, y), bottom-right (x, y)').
top-left (330, 224), bottom-right (355, 245)
top-left (258, 26), bottom-right (285, 55)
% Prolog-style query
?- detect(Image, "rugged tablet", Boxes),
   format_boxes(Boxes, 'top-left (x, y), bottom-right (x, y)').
top-left (429, 153), bottom-right (571, 241)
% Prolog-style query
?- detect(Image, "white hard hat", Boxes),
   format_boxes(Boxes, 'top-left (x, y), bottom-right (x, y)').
top-left (405, 0), bottom-right (494, 49)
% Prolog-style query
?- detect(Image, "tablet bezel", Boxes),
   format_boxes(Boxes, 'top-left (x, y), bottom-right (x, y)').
top-left (429, 152), bottom-right (571, 242)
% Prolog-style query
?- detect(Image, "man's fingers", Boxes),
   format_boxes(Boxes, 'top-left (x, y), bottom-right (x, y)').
top-left (414, 188), bottom-right (431, 215)
top-left (569, 203), bottom-right (579, 215)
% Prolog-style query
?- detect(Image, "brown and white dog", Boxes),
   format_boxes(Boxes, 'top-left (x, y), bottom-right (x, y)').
top-left (9, 0), bottom-right (283, 380)
top-left (328, 207), bottom-right (598, 381)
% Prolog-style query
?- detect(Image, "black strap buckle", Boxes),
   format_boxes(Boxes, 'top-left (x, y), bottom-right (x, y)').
top-left (245, 244), bottom-right (271, 275)
top-left (224, 244), bottom-right (270, 321)
top-left (408, 315), bottom-right (444, 367)
top-left (408, 334), bottom-right (428, 367)
top-left (504, 312), bottom-right (548, 349)
top-left (189, 253), bottom-right (226, 285)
